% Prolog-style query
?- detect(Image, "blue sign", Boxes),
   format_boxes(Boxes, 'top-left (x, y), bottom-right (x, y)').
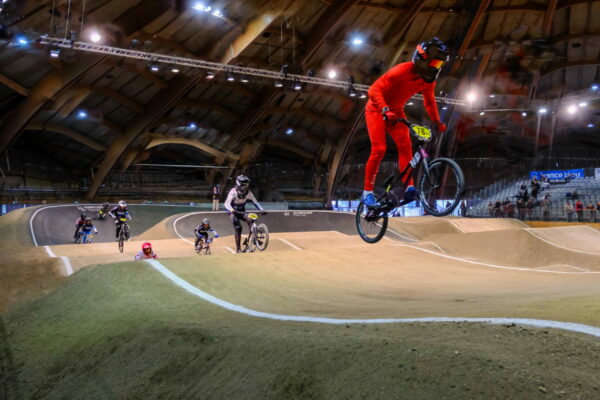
top-left (530, 169), bottom-right (584, 182)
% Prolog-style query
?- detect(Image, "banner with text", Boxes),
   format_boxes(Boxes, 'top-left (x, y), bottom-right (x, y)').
top-left (529, 169), bottom-right (584, 182)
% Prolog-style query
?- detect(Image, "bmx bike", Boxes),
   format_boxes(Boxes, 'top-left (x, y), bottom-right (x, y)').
top-left (195, 231), bottom-right (216, 255)
top-left (116, 218), bottom-right (130, 253)
top-left (356, 118), bottom-right (465, 244)
top-left (241, 213), bottom-right (269, 253)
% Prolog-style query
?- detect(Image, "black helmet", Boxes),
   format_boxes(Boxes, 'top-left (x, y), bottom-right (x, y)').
top-left (236, 175), bottom-right (250, 195)
top-left (80, 213), bottom-right (86, 219)
top-left (412, 37), bottom-right (450, 83)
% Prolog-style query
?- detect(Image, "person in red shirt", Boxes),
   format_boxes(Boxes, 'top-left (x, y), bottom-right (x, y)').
top-left (575, 199), bottom-right (584, 222)
top-left (362, 38), bottom-right (449, 207)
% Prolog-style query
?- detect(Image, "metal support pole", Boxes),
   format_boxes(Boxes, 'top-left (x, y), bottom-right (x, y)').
top-left (548, 113), bottom-right (558, 168)
top-left (534, 113), bottom-right (542, 156)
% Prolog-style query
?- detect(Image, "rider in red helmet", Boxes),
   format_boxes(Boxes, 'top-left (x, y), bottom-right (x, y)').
top-left (134, 242), bottom-right (158, 260)
top-left (362, 38), bottom-right (449, 208)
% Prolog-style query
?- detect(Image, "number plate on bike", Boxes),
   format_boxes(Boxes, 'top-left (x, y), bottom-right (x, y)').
top-left (409, 152), bottom-right (421, 168)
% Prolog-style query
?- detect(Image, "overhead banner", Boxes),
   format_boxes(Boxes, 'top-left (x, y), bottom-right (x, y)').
top-left (529, 169), bottom-right (584, 182)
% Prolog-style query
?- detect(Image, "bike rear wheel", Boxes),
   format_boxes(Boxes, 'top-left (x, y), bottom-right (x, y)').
top-left (418, 157), bottom-right (465, 216)
top-left (255, 224), bottom-right (269, 251)
top-left (356, 201), bottom-right (388, 243)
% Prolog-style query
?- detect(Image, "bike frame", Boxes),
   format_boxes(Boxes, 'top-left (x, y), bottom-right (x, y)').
top-left (376, 119), bottom-right (437, 208)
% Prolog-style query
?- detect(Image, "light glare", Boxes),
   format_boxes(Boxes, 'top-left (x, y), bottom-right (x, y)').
top-left (327, 69), bottom-right (337, 79)
top-left (90, 31), bottom-right (102, 43)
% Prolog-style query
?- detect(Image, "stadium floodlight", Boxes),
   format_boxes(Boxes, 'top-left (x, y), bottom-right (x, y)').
top-left (567, 104), bottom-right (577, 114)
top-left (591, 84), bottom-right (599, 91)
top-left (522, 112), bottom-right (527, 117)
top-left (171, 67), bottom-right (180, 73)
top-left (578, 101), bottom-right (588, 107)
top-left (466, 91), bottom-right (477, 103)
top-left (188, 122), bottom-right (197, 129)
top-left (90, 31), bottom-right (102, 43)
top-left (227, 74), bottom-right (235, 82)
top-left (286, 128), bottom-right (294, 135)
top-left (588, 124), bottom-right (594, 128)
top-left (479, 111), bottom-right (485, 116)
top-left (359, 93), bottom-right (367, 99)
top-left (327, 69), bottom-right (337, 79)
top-left (351, 36), bottom-right (364, 46)
top-left (206, 71), bottom-right (215, 79)
top-left (77, 110), bottom-right (87, 119)
top-left (538, 107), bottom-right (547, 114)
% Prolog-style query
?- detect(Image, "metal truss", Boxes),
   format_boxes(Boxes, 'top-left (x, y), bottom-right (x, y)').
top-left (39, 36), bottom-right (467, 106)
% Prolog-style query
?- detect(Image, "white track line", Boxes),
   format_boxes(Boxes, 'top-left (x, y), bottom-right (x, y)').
top-left (524, 228), bottom-right (600, 256)
top-left (44, 245), bottom-right (73, 276)
top-left (279, 238), bottom-right (303, 250)
top-left (390, 243), bottom-right (600, 275)
top-left (223, 246), bottom-right (235, 254)
top-left (144, 259), bottom-right (600, 338)
top-left (447, 220), bottom-right (466, 232)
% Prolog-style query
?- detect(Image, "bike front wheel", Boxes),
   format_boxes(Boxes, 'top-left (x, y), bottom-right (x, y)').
top-left (355, 201), bottom-right (388, 243)
top-left (418, 157), bottom-right (465, 217)
top-left (254, 224), bottom-right (269, 251)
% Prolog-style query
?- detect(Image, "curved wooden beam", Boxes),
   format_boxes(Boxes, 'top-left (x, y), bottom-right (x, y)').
top-left (263, 140), bottom-right (313, 159)
top-left (0, 0), bottom-right (174, 155)
top-left (177, 98), bottom-right (239, 121)
top-left (265, 107), bottom-right (345, 129)
top-left (26, 123), bottom-right (106, 152)
top-left (0, 73), bottom-right (29, 96)
top-left (145, 134), bottom-right (240, 161)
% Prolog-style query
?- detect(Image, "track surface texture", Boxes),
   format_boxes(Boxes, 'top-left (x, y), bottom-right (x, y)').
top-left (2, 207), bottom-right (600, 399)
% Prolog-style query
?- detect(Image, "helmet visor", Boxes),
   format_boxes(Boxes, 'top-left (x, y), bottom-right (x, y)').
top-left (428, 59), bottom-right (445, 69)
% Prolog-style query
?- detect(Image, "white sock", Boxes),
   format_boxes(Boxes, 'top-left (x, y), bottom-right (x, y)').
top-left (363, 190), bottom-right (373, 197)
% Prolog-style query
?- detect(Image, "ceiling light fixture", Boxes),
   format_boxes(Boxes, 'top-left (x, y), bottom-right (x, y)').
top-left (327, 69), bottom-right (337, 79)
top-left (90, 31), bottom-right (102, 43)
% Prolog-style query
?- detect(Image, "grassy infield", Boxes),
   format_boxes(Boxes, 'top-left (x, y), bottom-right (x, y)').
top-left (1, 208), bottom-right (600, 399)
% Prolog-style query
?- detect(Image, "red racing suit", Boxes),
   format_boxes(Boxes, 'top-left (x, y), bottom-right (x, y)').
top-left (364, 61), bottom-right (442, 191)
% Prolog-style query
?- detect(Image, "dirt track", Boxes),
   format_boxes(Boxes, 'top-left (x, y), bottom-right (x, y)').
top-left (26, 210), bottom-right (600, 327)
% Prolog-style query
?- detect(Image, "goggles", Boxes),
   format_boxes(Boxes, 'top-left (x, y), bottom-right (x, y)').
top-left (428, 59), bottom-right (445, 69)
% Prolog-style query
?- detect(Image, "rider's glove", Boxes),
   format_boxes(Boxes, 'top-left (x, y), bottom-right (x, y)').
top-left (260, 211), bottom-right (267, 216)
top-left (434, 121), bottom-right (447, 133)
top-left (381, 106), bottom-right (398, 122)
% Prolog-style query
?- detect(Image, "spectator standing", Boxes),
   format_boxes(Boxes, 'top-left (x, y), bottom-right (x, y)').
top-left (212, 184), bottom-right (220, 211)
top-left (460, 200), bottom-right (467, 217)
top-left (572, 190), bottom-right (579, 200)
top-left (542, 195), bottom-right (551, 221)
top-left (517, 199), bottom-right (526, 220)
top-left (526, 198), bottom-right (535, 220)
top-left (565, 200), bottom-right (574, 222)
top-left (494, 200), bottom-right (502, 218)
top-left (586, 202), bottom-right (596, 222)
top-left (575, 199), bottom-right (584, 222)
top-left (487, 202), bottom-right (494, 217)
top-left (507, 200), bottom-right (515, 219)
top-left (517, 184), bottom-right (529, 202)
top-left (530, 177), bottom-right (540, 200)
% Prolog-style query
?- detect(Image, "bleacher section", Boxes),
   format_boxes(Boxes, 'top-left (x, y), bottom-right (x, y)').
top-left (470, 176), bottom-right (600, 220)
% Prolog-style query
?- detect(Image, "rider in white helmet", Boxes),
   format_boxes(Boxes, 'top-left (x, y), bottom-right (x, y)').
top-left (108, 200), bottom-right (132, 240)
top-left (224, 175), bottom-right (266, 253)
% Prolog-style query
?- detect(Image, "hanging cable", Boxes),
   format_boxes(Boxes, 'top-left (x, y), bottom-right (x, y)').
top-left (49, 0), bottom-right (57, 34)
top-left (64, 0), bottom-right (72, 39)
top-left (292, 19), bottom-right (296, 71)
top-left (80, 0), bottom-right (87, 35)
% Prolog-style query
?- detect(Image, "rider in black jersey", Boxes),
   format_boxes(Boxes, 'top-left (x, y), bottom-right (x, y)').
top-left (224, 175), bottom-right (266, 253)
